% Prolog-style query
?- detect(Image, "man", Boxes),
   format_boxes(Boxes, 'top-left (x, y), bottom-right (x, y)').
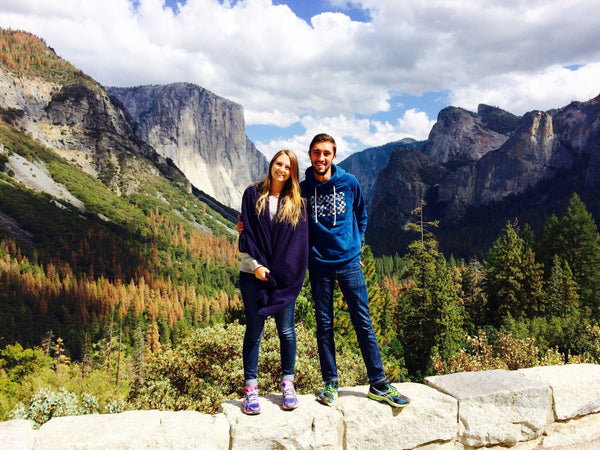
top-left (301, 133), bottom-right (409, 408)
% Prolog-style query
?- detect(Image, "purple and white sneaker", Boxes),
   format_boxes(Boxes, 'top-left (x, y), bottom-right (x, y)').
top-left (243, 385), bottom-right (261, 415)
top-left (282, 380), bottom-right (299, 410)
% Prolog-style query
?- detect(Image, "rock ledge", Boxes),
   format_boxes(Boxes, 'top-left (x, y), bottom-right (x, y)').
top-left (2, 364), bottom-right (600, 449)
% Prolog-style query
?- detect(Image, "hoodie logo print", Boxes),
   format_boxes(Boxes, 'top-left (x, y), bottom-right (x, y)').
top-left (311, 192), bottom-right (346, 218)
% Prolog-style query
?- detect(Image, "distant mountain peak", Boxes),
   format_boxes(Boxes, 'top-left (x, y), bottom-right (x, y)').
top-left (362, 93), bottom-right (600, 256)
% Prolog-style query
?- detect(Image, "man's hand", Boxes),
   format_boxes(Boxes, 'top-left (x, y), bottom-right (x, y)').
top-left (254, 266), bottom-right (270, 281)
top-left (236, 215), bottom-right (244, 235)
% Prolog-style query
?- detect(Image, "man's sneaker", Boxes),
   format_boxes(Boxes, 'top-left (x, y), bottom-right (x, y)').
top-left (368, 381), bottom-right (410, 408)
top-left (281, 380), bottom-right (299, 410)
top-left (316, 381), bottom-right (338, 406)
top-left (243, 385), bottom-right (261, 415)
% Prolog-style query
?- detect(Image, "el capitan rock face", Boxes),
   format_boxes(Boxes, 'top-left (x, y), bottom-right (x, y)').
top-left (107, 83), bottom-right (268, 209)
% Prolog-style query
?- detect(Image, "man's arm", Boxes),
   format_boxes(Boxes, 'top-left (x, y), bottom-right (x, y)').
top-left (352, 179), bottom-right (368, 240)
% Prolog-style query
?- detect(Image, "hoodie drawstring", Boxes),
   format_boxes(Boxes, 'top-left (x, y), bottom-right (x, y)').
top-left (313, 187), bottom-right (318, 223)
top-left (333, 185), bottom-right (336, 226)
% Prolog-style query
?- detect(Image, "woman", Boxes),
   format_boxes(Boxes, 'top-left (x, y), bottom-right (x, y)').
top-left (238, 149), bottom-right (308, 414)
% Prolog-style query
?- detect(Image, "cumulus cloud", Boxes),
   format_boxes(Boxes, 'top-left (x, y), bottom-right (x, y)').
top-left (449, 62), bottom-right (600, 115)
top-left (256, 108), bottom-right (435, 169)
top-left (1, 0), bottom-right (599, 158)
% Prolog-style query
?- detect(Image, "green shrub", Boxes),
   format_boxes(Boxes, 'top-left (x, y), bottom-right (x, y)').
top-left (103, 399), bottom-right (125, 414)
top-left (0, 343), bottom-right (53, 381)
top-left (10, 387), bottom-right (79, 427)
top-left (431, 329), bottom-right (568, 375)
top-left (9, 386), bottom-right (125, 428)
top-left (0, 341), bottom-right (131, 421)
top-left (78, 393), bottom-right (100, 415)
top-left (0, 153), bottom-right (8, 171)
top-left (129, 320), bottom-right (367, 413)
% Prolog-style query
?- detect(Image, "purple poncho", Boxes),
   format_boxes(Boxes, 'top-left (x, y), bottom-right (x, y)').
top-left (238, 184), bottom-right (309, 316)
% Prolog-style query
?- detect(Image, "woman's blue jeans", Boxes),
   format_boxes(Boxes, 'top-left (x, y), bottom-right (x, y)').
top-left (240, 271), bottom-right (296, 384)
top-left (309, 263), bottom-right (386, 385)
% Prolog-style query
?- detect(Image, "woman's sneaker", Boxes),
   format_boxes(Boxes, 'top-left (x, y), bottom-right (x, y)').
top-left (316, 381), bottom-right (338, 406)
top-left (243, 385), bottom-right (261, 415)
top-left (368, 381), bottom-right (410, 408)
top-left (281, 380), bottom-right (299, 410)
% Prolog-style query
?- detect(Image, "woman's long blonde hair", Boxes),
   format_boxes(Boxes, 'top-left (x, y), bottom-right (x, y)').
top-left (255, 149), bottom-right (304, 227)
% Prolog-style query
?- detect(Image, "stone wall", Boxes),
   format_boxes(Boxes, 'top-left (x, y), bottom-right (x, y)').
top-left (2, 364), bottom-right (600, 449)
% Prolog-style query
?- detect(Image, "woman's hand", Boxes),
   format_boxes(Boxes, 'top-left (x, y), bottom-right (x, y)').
top-left (254, 266), bottom-right (270, 281)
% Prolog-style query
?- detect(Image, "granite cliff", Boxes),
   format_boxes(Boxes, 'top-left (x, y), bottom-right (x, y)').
top-left (0, 61), bottom-right (158, 194)
top-left (365, 95), bottom-right (600, 255)
top-left (0, 30), bottom-right (266, 213)
top-left (107, 83), bottom-right (268, 209)
top-left (338, 138), bottom-right (421, 209)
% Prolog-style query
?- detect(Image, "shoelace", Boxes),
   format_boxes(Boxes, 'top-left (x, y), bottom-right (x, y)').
top-left (283, 383), bottom-right (296, 398)
top-left (385, 383), bottom-right (400, 397)
top-left (246, 389), bottom-right (258, 404)
top-left (323, 384), bottom-right (337, 397)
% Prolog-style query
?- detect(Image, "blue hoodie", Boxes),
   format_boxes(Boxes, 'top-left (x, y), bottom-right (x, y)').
top-left (300, 163), bottom-right (367, 271)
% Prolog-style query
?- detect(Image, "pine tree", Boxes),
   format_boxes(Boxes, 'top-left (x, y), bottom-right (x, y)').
top-left (333, 245), bottom-right (389, 358)
top-left (398, 235), bottom-right (465, 375)
top-left (483, 221), bottom-right (544, 325)
top-left (460, 258), bottom-right (487, 330)
top-left (537, 194), bottom-right (600, 318)
top-left (361, 245), bottom-right (393, 343)
top-left (545, 255), bottom-right (579, 319)
top-left (429, 252), bottom-right (465, 364)
top-left (146, 321), bottom-right (161, 353)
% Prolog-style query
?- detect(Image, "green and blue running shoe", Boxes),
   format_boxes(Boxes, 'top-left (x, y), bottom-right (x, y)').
top-left (368, 381), bottom-right (410, 408)
top-left (316, 381), bottom-right (338, 406)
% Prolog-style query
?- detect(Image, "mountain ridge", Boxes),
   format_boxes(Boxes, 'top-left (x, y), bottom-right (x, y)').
top-left (362, 95), bottom-right (600, 257)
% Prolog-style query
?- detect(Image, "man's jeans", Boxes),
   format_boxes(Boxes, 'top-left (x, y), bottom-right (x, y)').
top-left (309, 263), bottom-right (386, 385)
top-left (240, 271), bottom-right (296, 383)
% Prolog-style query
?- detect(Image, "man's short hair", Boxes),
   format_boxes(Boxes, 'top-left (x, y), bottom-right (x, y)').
top-left (309, 133), bottom-right (336, 155)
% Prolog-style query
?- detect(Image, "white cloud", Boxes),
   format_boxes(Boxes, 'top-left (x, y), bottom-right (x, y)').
top-left (450, 63), bottom-right (600, 115)
top-left (256, 109), bottom-right (435, 170)
top-left (1, 0), bottom-right (599, 158)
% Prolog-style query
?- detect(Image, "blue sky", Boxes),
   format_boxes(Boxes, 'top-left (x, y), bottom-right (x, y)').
top-left (164, 1), bottom-right (372, 23)
top-left (1, 1), bottom-right (599, 167)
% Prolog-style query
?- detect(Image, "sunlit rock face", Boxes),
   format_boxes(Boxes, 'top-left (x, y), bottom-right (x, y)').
top-left (108, 83), bottom-right (268, 209)
top-left (367, 94), bottom-right (600, 230)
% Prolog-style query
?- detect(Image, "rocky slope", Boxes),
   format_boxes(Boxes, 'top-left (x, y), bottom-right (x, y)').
top-left (107, 83), bottom-right (268, 209)
top-left (0, 29), bottom-right (266, 212)
top-left (422, 104), bottom-right (519, 163)
top-left (0, 45), bottom-right (156, 194)
top-left (366, 95), bottom-right (600, 255)
top-left (338, 138), bottom-right (421, 209)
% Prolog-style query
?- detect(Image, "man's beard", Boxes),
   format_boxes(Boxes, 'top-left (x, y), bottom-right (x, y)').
top-left (313, 165), bottom-right (330, 176)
